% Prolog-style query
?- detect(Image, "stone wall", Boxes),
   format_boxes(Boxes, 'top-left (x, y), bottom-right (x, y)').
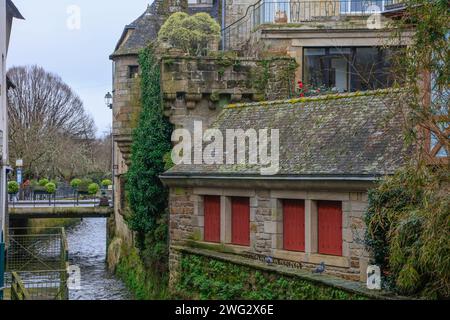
top-left (168, 185), bottom-right (371, 282)
top-left (161, 56), bottom-right (296, 131)
top-left (224, 0), bottom-right (254, 27)
top-left (245, 20), bottom-right (413, 81)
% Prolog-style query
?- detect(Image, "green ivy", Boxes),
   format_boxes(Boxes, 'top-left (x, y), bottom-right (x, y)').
top-left (121, 45), bottom-right (173, 299)
top-left (174, 254), bottom-right (366, 300)
top-left (125, 45), bottom-right (173, 236)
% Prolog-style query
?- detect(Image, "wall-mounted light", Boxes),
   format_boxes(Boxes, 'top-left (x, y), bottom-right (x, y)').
top-left (104, 92), bottom-right (113, 110)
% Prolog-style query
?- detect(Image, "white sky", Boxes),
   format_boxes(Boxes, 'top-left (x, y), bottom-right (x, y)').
top-left (8, 0), bottom-right (152, 136)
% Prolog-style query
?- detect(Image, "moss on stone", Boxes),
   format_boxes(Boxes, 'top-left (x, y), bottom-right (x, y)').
top-left (173, 252), bottom-right (369, 300)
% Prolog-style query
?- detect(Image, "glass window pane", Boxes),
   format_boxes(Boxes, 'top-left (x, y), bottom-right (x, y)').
top-left (305, 48), bottom-right (326, 56)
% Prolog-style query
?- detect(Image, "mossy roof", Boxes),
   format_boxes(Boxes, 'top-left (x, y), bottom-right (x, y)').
top-left (110, 3), bottom-right (164, 58)
top-left (164, 90), bottom-right (411, 178)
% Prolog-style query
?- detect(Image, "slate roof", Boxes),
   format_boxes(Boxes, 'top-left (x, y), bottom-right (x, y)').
top-left (163, 90), bottom-right (410, 179)
top-left (111, 2), bottom-right (164, 58)
top-left (7, 0), bottom-right (24, 20)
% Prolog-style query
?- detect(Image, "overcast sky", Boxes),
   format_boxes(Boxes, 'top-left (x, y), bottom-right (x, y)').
top-left (8, 0), bottom-right (152, 136)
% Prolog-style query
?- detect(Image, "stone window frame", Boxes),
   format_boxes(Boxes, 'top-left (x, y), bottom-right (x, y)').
top-left (270, 191), bottom-right (350, 268)
top-left (128, 65), bottom-right (139, 79)
top-left (193, 188), bottom-right (255, 250)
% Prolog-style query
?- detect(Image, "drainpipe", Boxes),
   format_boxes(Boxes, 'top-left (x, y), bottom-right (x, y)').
top-left (0, 232), bottom-right (4, 300)
top-left (221, 0), bottom-right (225, 50)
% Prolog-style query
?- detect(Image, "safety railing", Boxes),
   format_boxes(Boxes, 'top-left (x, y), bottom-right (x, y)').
top-left (10, 271), bottom-right (68, 300)
top-left (222, 0), bottom-right (387, 50)
top-left (11, 272), bottom-right (31, 300)
top-left (4, 228), bottom-right (69, 300)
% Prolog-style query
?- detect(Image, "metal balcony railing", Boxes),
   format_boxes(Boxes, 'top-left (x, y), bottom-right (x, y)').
top-left (222, 0), bottom-right (388, 50)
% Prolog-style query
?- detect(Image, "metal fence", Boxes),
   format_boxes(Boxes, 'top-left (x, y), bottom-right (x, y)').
top-left (10, 271), bottom-right (68, 300)
top-left (222, 0), bottom-right (387, 50)
top-left (4, 228), bottom-right (69, 300)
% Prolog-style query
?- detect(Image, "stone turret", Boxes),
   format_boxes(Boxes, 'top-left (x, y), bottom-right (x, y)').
top-left (110, 1), bottom-right (188, 167)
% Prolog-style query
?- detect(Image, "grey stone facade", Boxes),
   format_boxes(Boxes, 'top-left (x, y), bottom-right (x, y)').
top-left (165, 184), bottom-right (371, 282)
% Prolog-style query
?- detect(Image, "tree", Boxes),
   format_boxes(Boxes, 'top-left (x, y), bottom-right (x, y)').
top-left (7, 65), bottom-right (97, 179)
top-left (158, 12), bottom-right (221, 56)
top-left (365, 0), bottom-right (449, 299)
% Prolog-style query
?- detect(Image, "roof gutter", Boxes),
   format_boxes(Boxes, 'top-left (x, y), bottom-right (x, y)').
top-left (160, 174), bottom-right (380, 181)
top-left (159, 174), bottom-right (380, 192)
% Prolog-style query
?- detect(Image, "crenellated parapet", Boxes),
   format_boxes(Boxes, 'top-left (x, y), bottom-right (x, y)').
top-left (161, 55), bottom-right (297, 131)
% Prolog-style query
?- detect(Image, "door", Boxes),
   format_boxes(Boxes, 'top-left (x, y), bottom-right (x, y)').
top-left (204, 196), bottom-right (221, 243)
top-left (231, 197), bottom-right (250, 246)
top-left (318, 201), bottom-right (343, 256)
top-left (283, 199), bottom-right (305, 252)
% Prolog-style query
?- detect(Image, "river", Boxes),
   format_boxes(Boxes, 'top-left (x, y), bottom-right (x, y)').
top-left (66, 218), bottom-right (132, 300)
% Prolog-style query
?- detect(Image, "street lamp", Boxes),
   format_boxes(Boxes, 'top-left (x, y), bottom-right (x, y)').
top-left (105, 91), bottom-right (115, 207)
top-left (104, 92), bottom-right (113, 110)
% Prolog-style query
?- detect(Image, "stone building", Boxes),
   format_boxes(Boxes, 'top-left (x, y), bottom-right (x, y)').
top-left (108, 0), bottom-right (295, 251)
top-left (161, 90), bottom-right (411, 283)
top-left (223, 0), bottom-right (412, 91)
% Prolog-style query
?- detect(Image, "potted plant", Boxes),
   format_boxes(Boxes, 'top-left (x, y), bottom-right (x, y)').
top-left (88, 183), bottom-right (100, 197)
top-left (8, 181), bottom-right (19, 202)
top-left (101, 179), bottom-right (112, 189)
top-left (45, 182), bottom-right (57, 205)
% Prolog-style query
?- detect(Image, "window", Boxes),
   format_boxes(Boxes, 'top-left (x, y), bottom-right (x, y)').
top-left (318, 201), bottom-right (342, 256)
top-left (283, 199), bottom-right (305, 252)
top-left (429, 35), bottom-right (449, 160)
top-left (303, 47), bottom-right (400, 92)
top-left (188, 0), bottom-right (212, 5)
top-left (340, 0), bottom-right (385, 14)
top-left (128, 65), bottom-right (139, 79)
top-left (231, 197), bottom-right (250, 246)
top-left (203, 196), bottom-right (221, 243)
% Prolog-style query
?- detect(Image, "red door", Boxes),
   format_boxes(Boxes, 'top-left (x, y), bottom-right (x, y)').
top-left (231, 197), bottom-right (250, 246)
top-left (318, 201), bottom-right (343, 256)
top-left (283, 199), bottom-right (305, 252)
top-left (204, 196), bottom-right (221, 243)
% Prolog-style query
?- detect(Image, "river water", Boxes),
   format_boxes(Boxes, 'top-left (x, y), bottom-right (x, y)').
top-left (66, 218), bottom-right (132, 300)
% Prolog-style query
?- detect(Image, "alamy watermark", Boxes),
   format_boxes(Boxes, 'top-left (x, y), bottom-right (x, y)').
top-left (366, 5), bottom-right (382, 30)
top-left (67, 265), bottom-right (81, 290)
top-left (66, 5), bottom-right (81, 30)
top-left (171, 121), bottom-right (280, 175)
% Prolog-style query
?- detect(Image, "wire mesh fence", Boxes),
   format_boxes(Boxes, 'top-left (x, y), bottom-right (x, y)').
top-left (4, 228), bottom-right (69, 300)
top-left (8, 270), bottom-right (68, 300)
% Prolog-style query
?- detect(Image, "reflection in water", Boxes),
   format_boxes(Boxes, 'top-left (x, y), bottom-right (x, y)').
top-left (66, 218), bottom-right (132, 300)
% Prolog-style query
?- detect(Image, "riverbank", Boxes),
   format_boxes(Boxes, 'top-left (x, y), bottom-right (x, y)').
top-left (27, 218), bottom-right (81, 233)
top-left (114, 242), bottom-right (169, 300)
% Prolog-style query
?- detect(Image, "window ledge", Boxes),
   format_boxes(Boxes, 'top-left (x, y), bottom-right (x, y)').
top-left (185, 240), bottom-right (250, 255)
top-left (272, 249), bottom-right (349, 268)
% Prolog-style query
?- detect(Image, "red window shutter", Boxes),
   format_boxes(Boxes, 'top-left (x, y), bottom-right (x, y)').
top-left (283, 199), bottom-right (305, 252)
top-left (231, 197), bottom-right (250, 246)
top-left (318, 201), bottom-right (343, 256)
top-left (204, 196), bottom-right (221, 243)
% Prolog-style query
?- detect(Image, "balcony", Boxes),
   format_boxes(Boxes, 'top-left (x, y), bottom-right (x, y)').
top-left (222, 0), bottom-right (389, 50)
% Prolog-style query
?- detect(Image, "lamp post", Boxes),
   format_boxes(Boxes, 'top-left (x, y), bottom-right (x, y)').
top-left (105, 92), bottom-right (113, 110)
top-left (105, 92), bottom-right (114, 208)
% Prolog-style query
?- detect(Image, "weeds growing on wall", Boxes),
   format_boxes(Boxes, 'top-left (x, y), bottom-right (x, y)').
top-left (174, 254), bottom-right (367, 300)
